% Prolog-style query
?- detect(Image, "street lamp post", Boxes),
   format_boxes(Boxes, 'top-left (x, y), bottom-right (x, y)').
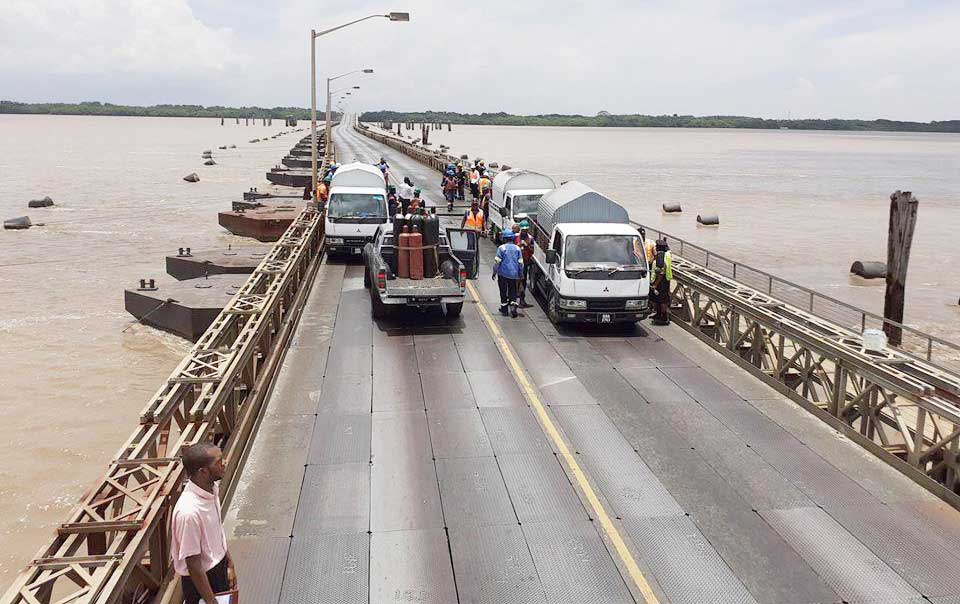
top-left (310, 12), bottom-right (409, 200)
top-left (327, 81), bottom-right (364, 155)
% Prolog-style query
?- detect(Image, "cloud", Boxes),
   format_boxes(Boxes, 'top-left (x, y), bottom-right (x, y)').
top-left (0, 0), bottom-right (242, 77)
top-left (1, 0), bottom-right (958, 120)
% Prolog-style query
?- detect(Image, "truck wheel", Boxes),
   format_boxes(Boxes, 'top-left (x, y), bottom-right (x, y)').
top-left (548, 291), bottom-right (562, 325)
top-left (444, 301), bottom-right (463, 318)
top-left (370, 285), bottom-right (388, 319)
top-left (363, 269), bottom-right (371, 288)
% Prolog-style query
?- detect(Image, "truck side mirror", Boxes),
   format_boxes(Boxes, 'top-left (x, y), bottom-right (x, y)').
top-left (545, 250), bottom-right (558, 265)
top-left (499, 206), bottom-right (508, 218)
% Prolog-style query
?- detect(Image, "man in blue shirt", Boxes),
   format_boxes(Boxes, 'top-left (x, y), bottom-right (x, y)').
top-left (492, 229), bottom-right (523, 317)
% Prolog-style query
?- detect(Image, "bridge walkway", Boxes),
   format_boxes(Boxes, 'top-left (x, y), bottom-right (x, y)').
top-left (221, 124), bottom-right (960, 604)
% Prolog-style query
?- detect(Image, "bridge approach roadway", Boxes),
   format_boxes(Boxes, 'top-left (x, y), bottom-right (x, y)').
top-left (221, 123), bottom-right (960, 604)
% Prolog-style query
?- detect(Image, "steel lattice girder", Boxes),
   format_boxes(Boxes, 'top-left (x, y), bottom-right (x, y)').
top-left (668, 257), bottom-right (960, 500)
top-left (0, 202), bottom-right (326, 604)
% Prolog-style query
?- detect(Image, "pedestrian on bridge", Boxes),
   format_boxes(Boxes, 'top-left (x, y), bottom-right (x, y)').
top-left (469, 166), bottom-right (480, 201)
top-left (516, 218), bottom-right (535, 307)
top-left (443, 173), bottom-right (458, 210)
top-left (461, 199), bottom-right (485, 234)
top-left (492, 229), bottom-right (523, 318)
top-left (455, 163), bottom-right (466, 200)
top-left (398, 177), bottom-right (415, 212)
top-left (650, 238), bottom-right (673, 326)
top-left (172, 443), bottom-right (237, 604)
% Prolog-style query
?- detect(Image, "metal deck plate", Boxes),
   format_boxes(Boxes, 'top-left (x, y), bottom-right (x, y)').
top-left (436, 457), bottom-right (518, 527)
top-left (539, 377), bottom-right (596, 406)
top-left (453, 337), bottom-right (506, 372)
top-left (662, 397), bottom-right (813, 510)
top-left (590, 339), bottom-right (657, 368)
top-left (427, 408), bottom-right (493, 458)
top-left (467, 370), bottom-right (526, 407)
top-left (521, 520), bottom-right (634, 604)
top-left (370, 457), bottom-right (443, 531)
top-left (308, 414), bottom-right (371, 465)
top-left (661, 366), bottom-right (743, 402)
top-left (761, 507), bottom-right (922, 604)
top-left (372, 366), bottom-right (424, 412)
top-left (448, 524), bottom-right (547, 604)
top-left (414, 334), bottom-right (464, 373)
top-left (480, 407), bottom-right (554, 455)
top-left (270, 348), bottom-right (329, 415)
top-left (227, 414), bottom-right (312, 538)
top-left (371, 410), bottom-right (432, 461)
top-left (622, 515), bottom-right (757, 604)
top-left (279, 533), bottom-right (368, 604)
top-left (229, 536), bottom-right (289, 604)
top-left (824, 502), bottom-right (960, 597)
top-left (323, 343), bottom-right (372, 377)
top-left (373, 340), bottom-right (419, 374)
top-left (369, 529), bottom-right (458, 604)
top-left (421, 370), bottom-right (477, 410)
top-left (626, 337), bottom-right (696, 368)
top-left (317, 373), bottom-right (372, 414)
top-left (545, 337), bottom-right (601, 367)
top-left (617, 367), bottom-right (695, 403)
top-left (687, 506), bottom-right (840, 604)
top-left (514, 341), bottom-right (576, 388)
top-left (294, 463), bottom-right (369, 535)
top-left (496, 453), bottom-right (589, 523)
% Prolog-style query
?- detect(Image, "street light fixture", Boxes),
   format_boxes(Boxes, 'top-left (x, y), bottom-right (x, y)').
top-left (310, 15), bottom-right (408, 198)
top-left (325, 70), bottom-right (372, 158)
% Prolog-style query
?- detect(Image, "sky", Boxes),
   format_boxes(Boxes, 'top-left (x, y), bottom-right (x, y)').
top-left (1, 0), bottom-right (958, 121)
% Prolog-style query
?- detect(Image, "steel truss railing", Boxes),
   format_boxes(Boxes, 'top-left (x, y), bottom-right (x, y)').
top-left (354, 122), bottom-right (960, 505)
top-left (2, 172), bottom-right (329, 604)
top-left (666, 254), bottom-right (960, 502)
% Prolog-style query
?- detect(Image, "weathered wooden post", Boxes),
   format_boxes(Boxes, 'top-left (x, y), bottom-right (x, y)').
top-left (448, 123), bottom-right (452, 131)
top-left (883, 190), bottom-right (919, 346)
top-left (397, 123), bottom-right (401, 135)
top-left (220, 116), bottom-right (224, 126)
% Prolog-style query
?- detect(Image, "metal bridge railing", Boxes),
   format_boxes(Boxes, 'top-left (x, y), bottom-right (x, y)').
top-left (638, 224), bottom-right (960, 374)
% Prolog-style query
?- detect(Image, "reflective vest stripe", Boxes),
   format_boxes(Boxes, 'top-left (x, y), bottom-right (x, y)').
top-left (464, 211), bottom-right (484, 230)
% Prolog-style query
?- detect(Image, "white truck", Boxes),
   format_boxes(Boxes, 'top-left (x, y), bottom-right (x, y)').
top-left (324, 162), bottom-right (389, 256)
top-left (488, 169), bottom-right (555, 241)
top-left (528, 180), bottom-right (652, 325)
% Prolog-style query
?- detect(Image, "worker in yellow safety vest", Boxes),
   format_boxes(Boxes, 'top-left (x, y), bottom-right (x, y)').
top-left (650, 238), bottom-right (673, 325)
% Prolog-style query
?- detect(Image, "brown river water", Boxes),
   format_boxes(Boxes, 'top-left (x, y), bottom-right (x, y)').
top-left (1, 116), bottom-right (959, 589)
top-left (0, 115), bottom-right (304, 587)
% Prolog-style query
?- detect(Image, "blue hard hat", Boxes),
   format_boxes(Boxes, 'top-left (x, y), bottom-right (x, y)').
top-left (502, 229), bottom-right (515, 240)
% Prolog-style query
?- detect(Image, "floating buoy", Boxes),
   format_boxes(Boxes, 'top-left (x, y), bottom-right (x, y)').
top-left (460, 154), bottom-right (468, 160)
top-left (202, 149), bottom-right (212, 154)
top-left (662, 203), bottom-right (682, 213)
top-left (204, 159), bottom-right (216, 166)
top-left (28, 196), bottom-right (54, 208)
top-left (4, 216), bottom-right (32, 230)
top-left (218, 145), bottom-right (227, 150)
top-left (850, 261), bottom-right (886, 279)
top-left (697, 214), bottom-right (719, 226)
top-left (183, 173), bottom-right (200, 183)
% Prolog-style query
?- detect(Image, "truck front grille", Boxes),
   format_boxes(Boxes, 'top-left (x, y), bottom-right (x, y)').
top-left (586, 299), bottom-right (626, 311)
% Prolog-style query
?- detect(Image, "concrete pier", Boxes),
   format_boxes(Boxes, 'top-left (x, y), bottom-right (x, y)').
top-left (123, 274), bottom-right (248, 340)
top-left (165, 247), bottom-right (271, 280)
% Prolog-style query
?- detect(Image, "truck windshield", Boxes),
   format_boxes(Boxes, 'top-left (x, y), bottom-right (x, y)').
top-left (512, 194), bottom-right (542, 215)
top-left (564, 235), bottom-right (646, 271)
top-left (328, 193), bottom-right (386, 219)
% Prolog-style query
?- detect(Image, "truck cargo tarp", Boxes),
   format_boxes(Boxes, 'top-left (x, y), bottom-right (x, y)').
top-left (492, 170), bottom-right (555, 195)
top-left (536, 181), bottom-right (629, 230)
top-left (330, 162), bottom-right (386, 189)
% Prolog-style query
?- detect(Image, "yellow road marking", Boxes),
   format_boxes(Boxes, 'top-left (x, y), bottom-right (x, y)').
top-left (466, 281), bottom-right (660, 604)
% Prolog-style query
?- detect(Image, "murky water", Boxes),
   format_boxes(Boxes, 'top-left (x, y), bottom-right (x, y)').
top-left (417, 124), bottom-right (960, 335)
top-left (0, 115), bottom-right (303, 588)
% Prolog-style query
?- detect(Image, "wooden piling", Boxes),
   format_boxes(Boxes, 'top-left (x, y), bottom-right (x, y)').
top-left (883, 190), bottom-right (919, 346)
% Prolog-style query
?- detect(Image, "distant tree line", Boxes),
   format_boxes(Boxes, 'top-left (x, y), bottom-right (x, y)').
top-left (0, 100), bottom-right (324, 120)
top-left (360, 110), bottom-right (960, 133)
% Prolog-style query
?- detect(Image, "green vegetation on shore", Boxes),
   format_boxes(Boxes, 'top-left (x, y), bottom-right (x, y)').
top-left (0, 100), bottom-right (316, 119)
top-left (360, 110), bottom-right (960, 133)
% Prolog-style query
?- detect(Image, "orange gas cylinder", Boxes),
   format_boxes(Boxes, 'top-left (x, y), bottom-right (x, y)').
top-left (398, 226), bottom-right (411, 279)
top-left (408, 226), bottom-right (424, 280)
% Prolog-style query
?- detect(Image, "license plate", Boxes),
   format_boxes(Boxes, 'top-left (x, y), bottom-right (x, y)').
top-left (600, 313), bottom-right (612, 323)
top-left (352, 247), bottom-right (361, 255)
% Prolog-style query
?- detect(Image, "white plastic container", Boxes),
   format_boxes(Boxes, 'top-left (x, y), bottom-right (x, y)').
top-left (862, 328), bottom-right (888, 352)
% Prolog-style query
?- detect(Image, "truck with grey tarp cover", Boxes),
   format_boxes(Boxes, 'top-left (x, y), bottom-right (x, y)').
top-left (528, 180), bottom-right (652, 325)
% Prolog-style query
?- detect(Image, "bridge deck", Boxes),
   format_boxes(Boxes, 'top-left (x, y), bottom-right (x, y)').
top-left (221, 125), bottom-right (960, 604)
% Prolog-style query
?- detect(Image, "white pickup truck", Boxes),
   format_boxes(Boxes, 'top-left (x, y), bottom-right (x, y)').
top-left (324, 162), bottom-right (388, 256)
top-left (488, 169), bottom-right (555, 241)
top-left (528, 181), bottom-right (651, 325)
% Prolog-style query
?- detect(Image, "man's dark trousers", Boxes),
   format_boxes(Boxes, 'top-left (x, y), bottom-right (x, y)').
top-left (182, 557), bottom-right (229, 604)
top-left (497, 276), bottom-right (518, 310)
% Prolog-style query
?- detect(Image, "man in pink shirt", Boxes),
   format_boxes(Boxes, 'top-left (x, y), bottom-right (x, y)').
top-left (171, 443), bottom-right (236, 604)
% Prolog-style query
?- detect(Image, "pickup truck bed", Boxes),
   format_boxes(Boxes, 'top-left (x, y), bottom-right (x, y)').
top-left (363, 227), bottom-right (466, 319)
